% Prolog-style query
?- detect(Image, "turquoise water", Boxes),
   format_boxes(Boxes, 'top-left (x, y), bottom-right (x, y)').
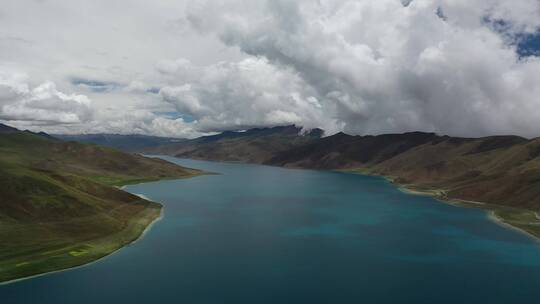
top-left (3, 157), bottom-right (540, 303)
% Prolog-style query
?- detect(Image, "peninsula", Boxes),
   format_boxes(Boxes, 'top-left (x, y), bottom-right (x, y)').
top-left (0, 123), bottom-right (202, 283)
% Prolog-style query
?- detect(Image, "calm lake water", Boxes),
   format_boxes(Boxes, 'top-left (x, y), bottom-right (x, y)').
top-left (3, 157), bottom-right (540, 303)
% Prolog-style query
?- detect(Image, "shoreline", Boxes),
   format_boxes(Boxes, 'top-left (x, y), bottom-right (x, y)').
top-left (5, 156), bottom-right (538, 284)
top-left (1, 166), bottom-right (206, 286)
top-left (335, 168), bottom-right (540, 243)
top-left (484, 211), bottom-right (540, 243)
top-left (167, 157), bottom-right (540, 244)
top-left (0, 195), bottom-right (164, 286)
top-left (387, 178), bottom-right (540, 243)
top-left (163, 157), bottom-right (540, 244)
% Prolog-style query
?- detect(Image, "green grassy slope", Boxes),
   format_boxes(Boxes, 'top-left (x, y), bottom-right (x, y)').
top-left (0, 127), bottom-right (201, 283)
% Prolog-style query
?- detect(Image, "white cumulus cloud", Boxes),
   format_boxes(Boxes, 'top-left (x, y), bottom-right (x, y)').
top-left (2, 0), bottom-right (540, 138)
top-left (177, 0), bottom-right (540, 137)
top-left (0, 71), bottom-right (93, 125)
top-left (157, 57), bottom-right (342, 133)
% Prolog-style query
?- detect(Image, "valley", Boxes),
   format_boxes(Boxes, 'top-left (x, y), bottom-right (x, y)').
top-left (145, 125), bottom-right (540, 239)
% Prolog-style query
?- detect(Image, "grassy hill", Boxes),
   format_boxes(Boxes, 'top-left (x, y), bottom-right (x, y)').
top-left (0, 124), bottom-right (202, 283)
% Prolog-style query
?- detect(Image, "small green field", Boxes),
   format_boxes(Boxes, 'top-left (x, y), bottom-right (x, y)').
top-left (0, 206), bottom-right (161, 283)
top-left (490, 208), bottom-right (540, 240)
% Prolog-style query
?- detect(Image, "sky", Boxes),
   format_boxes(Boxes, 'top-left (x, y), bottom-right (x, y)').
top-left (1, 0), bottom-right (540, 138)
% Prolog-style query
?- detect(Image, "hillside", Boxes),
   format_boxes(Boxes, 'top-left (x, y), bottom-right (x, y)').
top-left (265, 132), bottom-right (540, 206)
top-left (268, 132), bottom-right (540, 237)
top-left (0, 124), bottom-right (202, 283)
top-left (53, 134), bottom-right (185, 152)
top-left (146, 125), bottom-right (323, 163)
top-left (150, 126), bottom-right (540, 238)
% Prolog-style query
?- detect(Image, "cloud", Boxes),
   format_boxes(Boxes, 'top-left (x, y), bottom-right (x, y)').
top-left (178, 0), bottom-right (540, 137)
top-left (2, 0), bottom-right (540, 138)
top-left (157, 57), bottom-right (341, 133)
top-left (0, 0), bottom-right (242, 136)
top-left (77, 108), bottom-right (201, 138)
top-left (0, 71), bottom-right (93, 125)
top-left (0, 69), bottom-right (204, 138)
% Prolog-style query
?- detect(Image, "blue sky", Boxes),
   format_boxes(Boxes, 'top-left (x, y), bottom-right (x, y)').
top-left (518, 32), bottom-right (540, 57)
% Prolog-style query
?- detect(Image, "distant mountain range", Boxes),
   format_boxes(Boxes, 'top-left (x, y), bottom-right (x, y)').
top-left (0, 123), bottom-right (18, 133)
top-left (144, 125), bottom-right (324, 163)
top-left (142, 125), bottom-right (540, 238)
top-left (0, 123), bottom-right (59, 140)
top-left (0, 123), bottom-right (201, 283)
top-left (53, 133), bottom-right (185, 152)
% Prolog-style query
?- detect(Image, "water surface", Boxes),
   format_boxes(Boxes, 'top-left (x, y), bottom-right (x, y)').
top-left (3, 157), bottom-right (540, 303)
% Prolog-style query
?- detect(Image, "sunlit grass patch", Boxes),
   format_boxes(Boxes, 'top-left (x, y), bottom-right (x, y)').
top-left (15, 262), bottom-right (29, 267)
top-left (69, 249), bottom-right (89, 257)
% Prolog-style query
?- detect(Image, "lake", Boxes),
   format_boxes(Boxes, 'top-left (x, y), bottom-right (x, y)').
top-left (3, 157), bottom-right (540, 303)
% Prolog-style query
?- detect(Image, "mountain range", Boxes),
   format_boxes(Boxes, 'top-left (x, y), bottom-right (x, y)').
top-left (144, 125), bottom-right (324, 163)
top-left (53, 134), bottom-right (186, 152)
top-left (143, 125), bottom-right (540, 238)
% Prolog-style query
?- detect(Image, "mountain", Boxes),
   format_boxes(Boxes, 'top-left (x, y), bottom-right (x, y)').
top-left (0, 123), bottom-right (19, 133)
top-left (0, 123), bottom-right (202, 283)
top-left (1, 123), bottom-right (60, 140)
top-left (149, 126), bottom-right (540, 238)
top-left (146, 125), bottom-right (324, 163)
top-left (267, 131), bottom-right (446, 169)
top-left (266, 132), bottom-right (540, 207)
top-left (53, 133), bottom-right (185, 152)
